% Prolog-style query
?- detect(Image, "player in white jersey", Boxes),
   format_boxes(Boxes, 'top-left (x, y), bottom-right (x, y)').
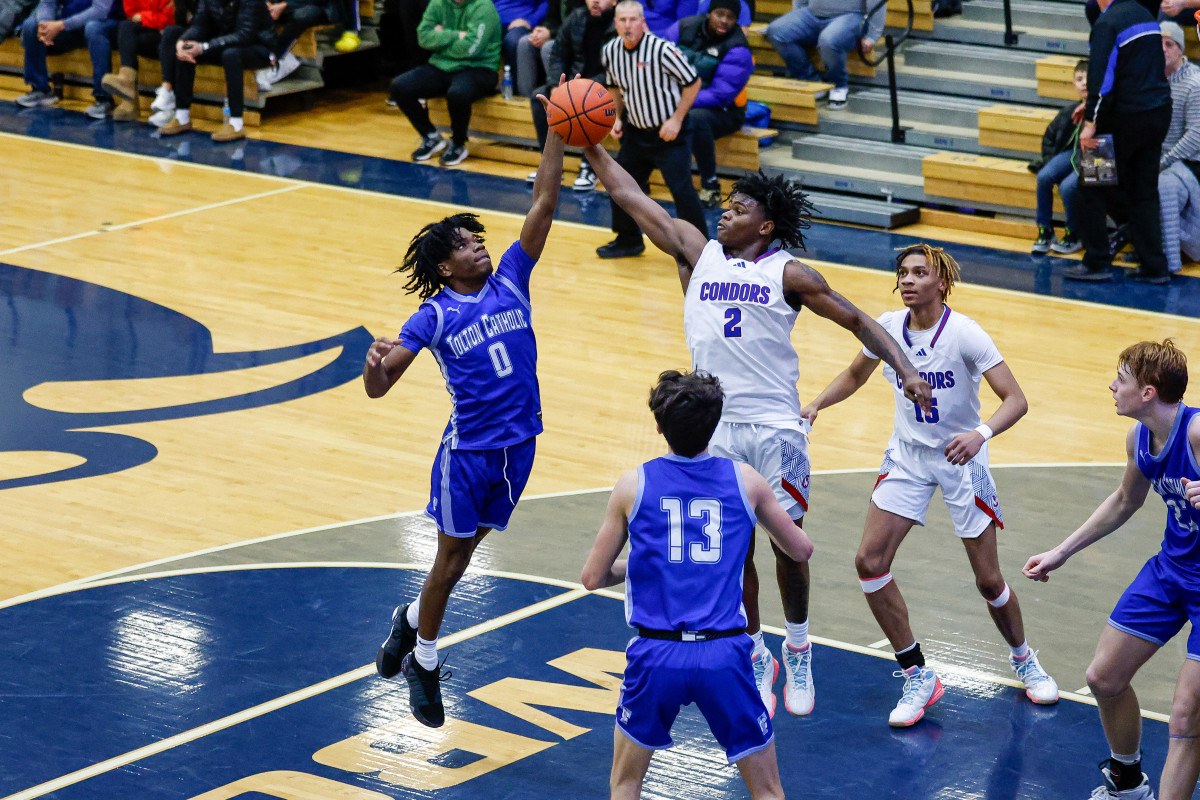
top-left (583, 142), bottom-right (933, 719)
top-left (801, 243), bottom-right (1059, 728)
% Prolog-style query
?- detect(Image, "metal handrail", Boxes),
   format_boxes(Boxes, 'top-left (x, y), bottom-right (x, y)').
top-left (1003, 0), bottom-right (1019, 45)
top-left (857, 0), bottom-right (913, 68)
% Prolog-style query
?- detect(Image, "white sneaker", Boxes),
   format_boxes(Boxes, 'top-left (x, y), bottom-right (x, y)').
top-left (148, 108), bottom-right (173, 127)
top-left (751, 650), bottom-right (778, 718)
top-left (273, 51), bottom-right (301, 82)
top-left (150, 85), bottom-right (175, 113)
top-left (828, 86), bottom-right (848, 109)
top-left (888, 666), bottom-right (943, 728)
top-left (781, 644), bottom-right (814, 716)
top-left (1089, 767), bottom-right (1155, 799)
top-left (255, 67), bottom-right (274, 92)
top-left (526, 170), bottom-right (538, 183)
top-left (573, 164), bottom-right (597, 191)
top-left (1011, 650), bottom-right (1058, 705)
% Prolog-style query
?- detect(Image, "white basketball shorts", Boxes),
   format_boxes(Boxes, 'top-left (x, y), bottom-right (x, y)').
top-left (709, 421), bottom-right (811, 520)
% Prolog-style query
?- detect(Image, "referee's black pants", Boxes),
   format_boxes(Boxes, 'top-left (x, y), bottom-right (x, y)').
top-left (610, 122), bottom-right (709, 244)
top-left (1076, 104), bottom-right (1170, 275)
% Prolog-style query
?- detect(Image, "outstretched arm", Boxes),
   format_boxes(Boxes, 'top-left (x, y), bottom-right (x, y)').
top-left (520, 95), bottom-right (567, 260)
top-left (583, 143), bottom-right (708, 270)
top-left (944, 361), bottom-right (1027, 466)
top-left (740, 464), bottom-right (813, 562)
top-left (784, 260), bottom-right (932, 414)
top-left (363, 338), bottom-right (418, 398)
top-left (800, 351), bottom-right (880, 426)
top-left (1023, 424), bottom-right (1150, 581)
top-left (581, 469), bottom-right (637, 589)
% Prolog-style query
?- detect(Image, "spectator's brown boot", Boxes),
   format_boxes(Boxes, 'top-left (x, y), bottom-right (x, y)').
top-left (101, 66), bottom-right (137, 103)
top-left (212, 123), bottom-right (245, 142)
top-left (112, 97), bottom-right (138, 122)
top-left (158, 118), bottom-right (192, 135)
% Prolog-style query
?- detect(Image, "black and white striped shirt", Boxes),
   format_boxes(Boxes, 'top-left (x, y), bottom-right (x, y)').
top-left (602, 32), bottom-right (699, 131)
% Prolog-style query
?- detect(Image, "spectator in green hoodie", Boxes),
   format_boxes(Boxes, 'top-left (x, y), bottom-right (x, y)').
top-left (391, 0), bottom-right (501, 166)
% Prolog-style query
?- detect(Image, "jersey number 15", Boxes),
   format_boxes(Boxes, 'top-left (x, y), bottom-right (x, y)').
top-left (912, 397), bottom-right (939, 424)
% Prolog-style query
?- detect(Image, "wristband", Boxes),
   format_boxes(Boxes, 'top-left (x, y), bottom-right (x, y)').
top-left (974, 423), bottom-right (994, 441)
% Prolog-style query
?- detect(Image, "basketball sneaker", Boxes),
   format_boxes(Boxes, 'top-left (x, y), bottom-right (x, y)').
top-left (401, 652), bottom-right (450, 728)
top-left (1051, 227), bottom-right (1081, 254)
top-left (376, 603), bottom-right (418, 679)
top-left (1089, 765), bottom-right (1155, 799)
top-left (888, 666), bottom-right (943, 728)
top-left (1010, 650), bottom-right (1058, 705)
top-left (412, 133), bottom-right (447, 161)
top-left (752, 650), bottom-right (778, 718)
top-left (1031, 225), bottom-right (1054, 254)
top-left (439, 141), bottom-right (468, 166)
top-left (781, 644), bottom-right (814, 716)
top-left (573, 163), bottom-right (597, 191)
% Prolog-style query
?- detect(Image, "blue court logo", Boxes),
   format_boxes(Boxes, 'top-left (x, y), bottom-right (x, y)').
top-left (0, 262), bottom-right (373, 490)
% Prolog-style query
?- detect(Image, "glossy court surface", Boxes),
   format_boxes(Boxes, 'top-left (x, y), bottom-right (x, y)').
top-left (2, 99), bottom-right (1200, 799)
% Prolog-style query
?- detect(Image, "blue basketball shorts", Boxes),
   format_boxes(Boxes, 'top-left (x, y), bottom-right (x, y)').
top-left (615, 635), bottom-right (774, 764)
top-left (1109, 552), bottom-right (1200, 659)
top-left (425, 437), bottom-right (536, 537)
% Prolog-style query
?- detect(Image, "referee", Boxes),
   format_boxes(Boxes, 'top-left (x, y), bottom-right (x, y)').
top-left (597, 0), bottom-right (709, 259)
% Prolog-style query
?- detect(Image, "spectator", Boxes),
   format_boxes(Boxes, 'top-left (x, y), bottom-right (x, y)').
top-left (143, 0), bottom-right (196, 127)
top-left (1064, 0), bottom-right (1172, 284)
top-left (1029, 58), bottom-right (1087, 255)
top-left (642, 0), bottom-right (691, 37)
top-left (526, 0), bottom-right (616, 190)
top-left (513, 0), bottom-right (584, 96)
top-left (764, 0), bottom-right (883, 109)
top-left (0, 0), bottom-right (38, 42)
top-left (495, 0), bottom-right (547, 92)
top-left (668, 0), bottom-right (752, 207)
top-left (156, 0), bottom-right (273, 143)
top-left (16, 0), bottom-right (123, 118)
top-left (390, 0), bottom-right (501, 166)
top-left (253, 0), bottom-right (363, 91)
top-left (694, 0), bottom-right (751, 30)
top-left (1159, 20), bottom-right (1200, 273)
top-left (98, 0), bottom-right (172, 121)
top-left (597, 0), bottom-right (707, 259)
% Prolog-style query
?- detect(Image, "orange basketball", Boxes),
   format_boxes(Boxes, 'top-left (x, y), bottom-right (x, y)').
top-left (546, 78), bottom-right (615, 147)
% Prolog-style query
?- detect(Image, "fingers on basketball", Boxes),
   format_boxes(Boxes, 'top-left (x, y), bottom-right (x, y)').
top-left (547, 78), bottom-right (615, 148)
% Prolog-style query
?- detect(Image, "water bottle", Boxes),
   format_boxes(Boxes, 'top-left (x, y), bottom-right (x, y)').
top-left (222, 99), bottom-right (230, 123)
top-left (501, 65), bottom-right (513, 101)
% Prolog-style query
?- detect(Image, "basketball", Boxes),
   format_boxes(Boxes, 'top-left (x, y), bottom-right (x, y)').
top-left (546, 79), bottom-right (615, 147)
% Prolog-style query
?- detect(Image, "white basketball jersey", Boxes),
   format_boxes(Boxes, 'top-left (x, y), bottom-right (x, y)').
top-left (864, 306), bottom-right (1003, 449)
top-left (683, 240), bottom-right (802, 428)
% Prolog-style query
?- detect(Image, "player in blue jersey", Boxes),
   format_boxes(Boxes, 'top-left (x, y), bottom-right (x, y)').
top-left (362, 112), bottom-right (565, 729)
top-left (582, 370), bottom-right (814, 799)
top-left (1025, 340), bottom-right (1200, 800)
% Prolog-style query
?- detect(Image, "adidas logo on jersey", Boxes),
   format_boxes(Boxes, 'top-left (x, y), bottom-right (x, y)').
top-left (914, 348), bottom-right (928, 356)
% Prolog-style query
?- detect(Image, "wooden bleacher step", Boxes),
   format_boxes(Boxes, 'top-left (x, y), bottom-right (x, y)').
top-left (922, 150), bottom-right (1061, 216)
top-left (1035, 54), bottom-right (1083, 100)
top-left (745, 74), bottom-right (832, 126)
top-left (976, 104), bottom-right (1058, 155)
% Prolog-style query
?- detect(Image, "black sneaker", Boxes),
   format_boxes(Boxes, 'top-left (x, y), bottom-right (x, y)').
top-left (1063, 264), bottom-right (1113, 282)
top-left (573, 163), bottom-right (597, 192)
top-left (700, 178), bottom-right (722, 208)
top-left (1050, 227), bottom-right (1081, 254)
top-left (439, 141), bottom-right (468, 166)
top-left (596, 238), bottom-right (645, 259)
top-left (376, 603), bottom-right (418, 679)
top-left (1131, 268), bottom-right (1169, 285)
top-left (412, 134), bottom-right (447, 162)
top-left (402, 652), bottom-right (450, 728)
top-left (1031, 225), bottom-right (1054, 254)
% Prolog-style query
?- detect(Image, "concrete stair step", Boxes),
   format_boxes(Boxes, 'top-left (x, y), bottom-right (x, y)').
top-left (802, 189), bottom-right (921, 228)
top-left (901, 40), bottom-right (1043, 80)
top-left (961, 0), bottom-right (1091, 33)
top-left (855, 60), bottom-right (1050, 105)
top-left (789, 133), bottom-right (940, 177)
top-left (843, 87), bottom-right (991, 128)
top-left (914, 16), bottom-right (1088, 55)
top-left (760, 147), bottom-right (927, 203)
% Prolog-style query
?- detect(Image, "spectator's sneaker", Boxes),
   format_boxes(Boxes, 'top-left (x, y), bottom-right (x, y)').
top-left (258, 52), bottom-right (301, 90)
top-left (596, 238), bottom-right (645, 259)
top-left (112, 98), bottom-right (138, 122)
top-left (150, 85), bottom-right (175, 113)
top-left (148, 108), bottom-right (173, 127)
top-left (335, 30), bottom-right (360, 52)
top-left (1131, 268), bottom-right (1169, 285)
top-left (385, 97), bottom-right (398, 107)
top-left (16, 89), bottom-right (57, 108)
top-left (1051, 227), bottom-right (1081, 254)
top-left (1090, 766), bottom-right (1155, 799)
top-left (781, 644), bottom-right (814, 716)
top-left (85, 100), bottom-right (114, 119)
top-left (412, 133), bottom-right (447, 161)
top-left (573, 163), bottom-right (597, 191)
top-left (1063, 264), bottom-right (1113, 282)
top-left (376, 603), bottom-right (418, 679)
top-left (402, 652), bottom-right (450, 728)
top-left (1031, 225), bottom-right (1054, 254)
top-left (700, 178), bottom-right (722, 208)
top-left (439, 141), bottom-right (468, 166)
top-left (1010, 651), bottom-right (1058, 705)
top-left (212, 123), bottom-right (245, 142)
top-left (888, 666), bottom-right (943, 728)
top-left (526, 170), bottom-right (538, 183)
top-left (158, 118), bottom-right (193, 136)
top-left (752, 650), bottom-right (779, 718)
top-left (827, 86), bottom-right (848, 110)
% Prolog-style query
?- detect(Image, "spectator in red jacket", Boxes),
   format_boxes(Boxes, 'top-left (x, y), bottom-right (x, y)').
top-left (99, 0), bottom-right (173, 121)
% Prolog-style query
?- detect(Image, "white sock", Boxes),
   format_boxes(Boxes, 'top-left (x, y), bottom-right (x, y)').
top-left (785, 620), bottom-right (810, 651)
top-left (1111, 751), bottom-right (1140, 765)
top-left (229, 116), bottom-right (243, 132)
top-left (1010, 640), bottom-right (1030, 660)
top-left (415, 634), bottom-right (438, 670)
top-left (175, 109), bottom-right (190, 124)
top-left (751, 630), bottom-right (767, 656)
top-left (405, 596), bottom-right (420, 628)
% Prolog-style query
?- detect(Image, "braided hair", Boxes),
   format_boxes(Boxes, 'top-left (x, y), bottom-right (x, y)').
top-left (729, 172), bottom-right (815, 251)
top-left (397, 213), bottom-right (487, 300)
top-left (893, 243), bottom-right (961, 302)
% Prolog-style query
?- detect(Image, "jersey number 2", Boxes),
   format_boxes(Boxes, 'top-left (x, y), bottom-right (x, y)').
top-left (661, 497), bottom-right (723, 563)
top-left (723, 308), bottom-right (742, 338)
top-left (488, 342), bottom-right (513, 377)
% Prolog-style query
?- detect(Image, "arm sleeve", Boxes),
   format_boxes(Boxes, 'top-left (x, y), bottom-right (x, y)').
top-left (1085, 20), bottom-right (1116, 124)
top-left (34, 0), bottom-right (55, 24)
top-left (960, 320), bottom-right (1004, 375)
top-left (206, 0), bottom-right (264, 48)
top-left (138, 0), bottom-right (175, 29)
top-left (417, 0), bottom-right (458, 50)
top-left (1162, 81), bottom-right (1200, 168)
top-left (696, 45), bottom-right (752, 107)
top-left (397, 305), bottom-right (438, 355)
top-left (864, 0), bottom-right (885, 41)
top-left (496, 240), bottom-right (537, 296)
top-left (437, 0), bottom-right (500, 59)
top-left (60, 0), bottom-right (113, 31)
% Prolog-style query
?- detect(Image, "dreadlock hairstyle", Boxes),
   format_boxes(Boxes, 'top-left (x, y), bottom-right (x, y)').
top-left (893, 243), bottom-right (961, 302)
top-left (729, 171), bottom-right (815, 251)
top-left (397, 213), bottom-right (487, 301)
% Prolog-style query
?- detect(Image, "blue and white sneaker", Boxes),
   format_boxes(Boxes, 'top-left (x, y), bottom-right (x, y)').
top-left (752, 650), bottom-right (779, 718)
top-left (889, 666), bottom-right (943, 727)
top-left (782, 644), bottom-right (814, 716)
top-left (1011, 650), bottom-right (1059, 705)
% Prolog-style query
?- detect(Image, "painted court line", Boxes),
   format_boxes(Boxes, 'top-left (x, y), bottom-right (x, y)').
top-left (0, 584), bottom-right (591, 800)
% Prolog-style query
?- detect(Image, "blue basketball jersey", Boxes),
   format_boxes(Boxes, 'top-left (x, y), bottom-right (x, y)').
top-left (398, 241), bottom-right (542, 450)
top-left (1135, 404), bottom-right (1200, 574)
top-left (625, 453), bottom-right (757, 632)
